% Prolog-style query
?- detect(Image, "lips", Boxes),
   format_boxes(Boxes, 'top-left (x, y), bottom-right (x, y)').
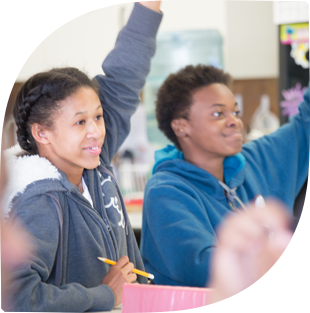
top-left (223, 132), bottom-right (243, 140)
top-left (83, 143), bottom-right (102, 156)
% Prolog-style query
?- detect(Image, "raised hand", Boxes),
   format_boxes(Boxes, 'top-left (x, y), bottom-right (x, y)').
top-left (139, 1), bottom-right (161, 12)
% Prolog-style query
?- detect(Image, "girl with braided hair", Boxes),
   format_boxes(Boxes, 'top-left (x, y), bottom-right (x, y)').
top-left (3, 2), bottom-right (162, 311)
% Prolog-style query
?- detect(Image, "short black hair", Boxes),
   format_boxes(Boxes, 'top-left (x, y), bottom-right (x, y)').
top-left (156, 64), bottom-right (232, 151)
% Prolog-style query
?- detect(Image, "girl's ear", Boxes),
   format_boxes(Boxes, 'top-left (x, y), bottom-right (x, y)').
top-left (171, 119), bottom-right (188, 138)
top-left (31, 123), bottom-right (50, 145)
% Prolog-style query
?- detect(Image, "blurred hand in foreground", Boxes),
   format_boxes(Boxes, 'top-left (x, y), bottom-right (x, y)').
top-left (209, 200), bottom-right (293, 303)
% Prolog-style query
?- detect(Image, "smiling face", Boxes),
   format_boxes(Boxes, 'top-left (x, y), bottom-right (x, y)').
top-left (175, 83), bottom-right (244, 163)
top-left (38, 87), bottom-right (106, 179)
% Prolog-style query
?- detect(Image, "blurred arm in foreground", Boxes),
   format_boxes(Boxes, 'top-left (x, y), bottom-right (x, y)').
top-left (1, 155), bottom-right (32, 309)
top-left (210, 200), bottom-right (293, 303)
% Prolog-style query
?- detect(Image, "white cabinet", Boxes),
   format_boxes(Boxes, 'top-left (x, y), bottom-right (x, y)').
top-left (0, 0), bottom-right (134, 82)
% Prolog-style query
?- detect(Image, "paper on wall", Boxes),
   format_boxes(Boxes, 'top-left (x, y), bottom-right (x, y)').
top-left (273, 0), bottom-right (310, 25)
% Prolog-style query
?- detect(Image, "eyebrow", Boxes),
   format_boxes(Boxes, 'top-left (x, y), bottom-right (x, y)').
top-left (74, 105), bottom-right (102, 116)
top-left (209, 102), bottom-right (238, 108)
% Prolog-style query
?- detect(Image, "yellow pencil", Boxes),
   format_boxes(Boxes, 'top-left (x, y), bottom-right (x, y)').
top-left (98, 257), bottom-right (155, 280)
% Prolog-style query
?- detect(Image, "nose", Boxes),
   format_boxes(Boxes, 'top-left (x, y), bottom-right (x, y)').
top-left (86, 120), bottom-right (105, 140)
top-left (226, 113), bottom-right (240, 128)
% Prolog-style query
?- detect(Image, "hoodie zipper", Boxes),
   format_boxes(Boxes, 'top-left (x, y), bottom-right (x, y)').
top-left (95, 170), bottom-right (121, 261)
top-left (66, 193), bottom-right (116, 260)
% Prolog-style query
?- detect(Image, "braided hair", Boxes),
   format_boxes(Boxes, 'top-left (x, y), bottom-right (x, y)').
top-left (13, 68), bottom-right (99, 155)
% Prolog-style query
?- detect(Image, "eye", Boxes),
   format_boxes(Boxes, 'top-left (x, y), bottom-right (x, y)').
top-left (233, 111), bottom-right (241, 117)
top-left (213, 111), bottom-right (223, 117)
top-left (95, 114), bottom-right (103, 121)
top-left (77, 120), bottom-right (85, 125)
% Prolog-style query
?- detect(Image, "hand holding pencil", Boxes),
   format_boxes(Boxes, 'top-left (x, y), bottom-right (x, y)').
top-left (100, 256), bottom-right (138, 308)
top-left (98, 257), bottom-right (155, 280)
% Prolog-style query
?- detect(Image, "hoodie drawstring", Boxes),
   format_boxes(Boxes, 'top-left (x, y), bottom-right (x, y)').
top-left (218, 181), bottom-right (248, 211)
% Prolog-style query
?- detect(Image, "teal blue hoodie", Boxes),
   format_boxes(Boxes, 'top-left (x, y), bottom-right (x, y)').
top-left (140, 85), bottom-right (309, 287)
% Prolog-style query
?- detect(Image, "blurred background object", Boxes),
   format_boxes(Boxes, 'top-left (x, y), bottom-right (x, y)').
top-left (272, 1), bottom-right (309, 231)
top-left (1, 151), bottom-right (32, 310)
top-left (247, 94), bottom-right (280, 141)
top-left (144, 29), bottom-right (224, 149)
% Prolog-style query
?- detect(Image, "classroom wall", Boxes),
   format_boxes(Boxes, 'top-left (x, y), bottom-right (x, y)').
top-left (0, 0), bottom-right (134, 82)
top-left (150, 0), bottom-right (279, 79)
top-left (226, 1), bottom-right (278, 79)
top-left (16, 1), bottom-right (279, 82)
top-left (156, 0), bottom-right (227, 38)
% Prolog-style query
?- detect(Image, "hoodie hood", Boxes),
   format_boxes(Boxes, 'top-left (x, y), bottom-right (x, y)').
top-left (2, 145), bottom-right (65, 221)
top-left (153, 145), bottom-right (246, 193)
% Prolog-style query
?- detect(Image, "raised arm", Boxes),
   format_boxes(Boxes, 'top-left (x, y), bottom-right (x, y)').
top-left (242, 84), bottom-right (310, 209)
top-left (95, 2), bottom-right (162, 165)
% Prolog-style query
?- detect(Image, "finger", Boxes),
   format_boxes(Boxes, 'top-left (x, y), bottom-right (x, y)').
top-left (127, 273), bottom-right (137, 283)
top-left (113, 255), bottom-right (129, 269)
top-left (220, 199), bottom-right (291, 246)
top-left (247, 200), bottom-right (292, 246)
top-left (266, 228), bottom-right (292, 259)
top-left (122, 262), bottom-right (135, 274)
top-left (250, 199), bottom-right (291, 230)
top-left (218, 213), bottom-right (266, 254)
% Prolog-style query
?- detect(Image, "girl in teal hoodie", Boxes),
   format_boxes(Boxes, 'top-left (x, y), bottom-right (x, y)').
top-left (140, 65), bottom-right (309, 287)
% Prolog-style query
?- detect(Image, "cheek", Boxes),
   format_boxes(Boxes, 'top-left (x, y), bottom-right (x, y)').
top-left (57, 129), bottom-right (82, 148)
top-left (206, 122), bottom-right (225, 136)
top-left (100, 123), bottom-right (106, 139)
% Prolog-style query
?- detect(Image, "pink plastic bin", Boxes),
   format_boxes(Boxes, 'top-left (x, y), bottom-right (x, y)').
top-left (122, 283), bottom-right (213, 313)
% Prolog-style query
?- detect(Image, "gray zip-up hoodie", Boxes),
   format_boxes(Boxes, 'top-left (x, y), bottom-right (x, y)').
top-left (3, 4), bottom-right (163, 312)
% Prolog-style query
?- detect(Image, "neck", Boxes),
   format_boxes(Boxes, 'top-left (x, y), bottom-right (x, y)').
top-left (38, 148), bottom-right (84, 192)
top-left (182, 149), bottom-right (225, 182)
top-left (66, 170), bottom-right (84, 193)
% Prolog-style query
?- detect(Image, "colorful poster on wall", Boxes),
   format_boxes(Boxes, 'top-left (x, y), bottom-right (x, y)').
top-left (273, 2), bottom-right (309, 25)
top-left (280, 23), bottom-right (309, 44)
top-left (281, 23), bottom-right (309, 69)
